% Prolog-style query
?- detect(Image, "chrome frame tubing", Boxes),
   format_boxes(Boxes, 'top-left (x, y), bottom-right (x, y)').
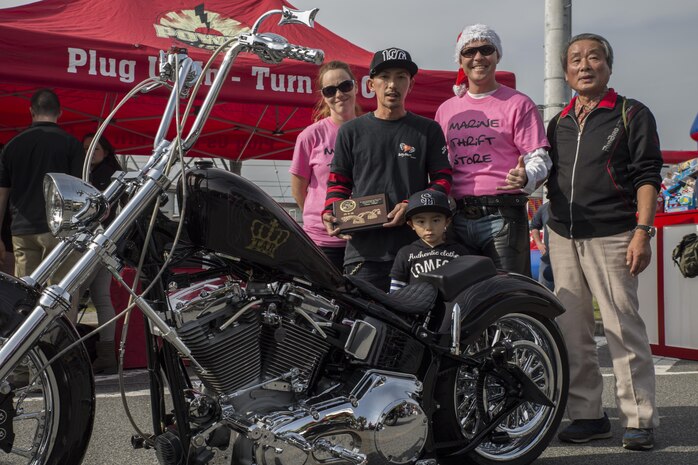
top-left (182, 43), bottom-right (245, 151)
top-left (0, 56), bottom-right (200, 380)
top-left (0, 7), bottom-right (320, 379)
top-left (24, 239), bottom-right (73, 288)
top-left (154, 55), bottom-right (195, 149)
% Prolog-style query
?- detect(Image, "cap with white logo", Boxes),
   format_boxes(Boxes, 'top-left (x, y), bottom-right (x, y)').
top-left (406, 190), bottom-right (452, 219)
top-left (369, 47), bottom-right (418, 77)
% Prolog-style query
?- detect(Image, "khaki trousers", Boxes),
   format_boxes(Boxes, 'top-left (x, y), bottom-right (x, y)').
top-left (548, 228), bottom-right (658, 428)
top-left (12, 232), bottom-right (83, 323)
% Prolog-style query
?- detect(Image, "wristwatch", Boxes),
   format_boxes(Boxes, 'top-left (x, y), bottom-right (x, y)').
top-left (634, 224), bottom-right (657, 238)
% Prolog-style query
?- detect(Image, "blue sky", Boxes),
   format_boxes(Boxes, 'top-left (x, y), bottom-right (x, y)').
top-left (295, 0), bottom-right (698, 151)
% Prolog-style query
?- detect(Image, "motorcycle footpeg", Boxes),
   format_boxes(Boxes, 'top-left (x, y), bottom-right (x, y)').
top-left (490, 340), bottom-right (513, 366)
top-left (131, 434), bottom-right (153, 450)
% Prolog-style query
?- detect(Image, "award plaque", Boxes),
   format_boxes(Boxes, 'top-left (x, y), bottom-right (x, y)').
top-left (333, 194), bottom-right (389, 233)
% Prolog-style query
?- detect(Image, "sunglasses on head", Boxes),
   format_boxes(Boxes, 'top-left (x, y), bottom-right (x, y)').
top-left (460, 44), bottom-right (497, 58)
top-left (321, 79), bottom-right (355, 98)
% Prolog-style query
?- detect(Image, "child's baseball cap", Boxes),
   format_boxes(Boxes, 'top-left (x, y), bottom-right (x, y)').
top-left (405, 190), bottom-right (452, 219)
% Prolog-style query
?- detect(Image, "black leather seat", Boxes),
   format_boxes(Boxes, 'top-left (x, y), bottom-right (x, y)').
top-left (345, 276), bottom-right (437, 315)
top-left (418, 255), bottom-right (498, 301)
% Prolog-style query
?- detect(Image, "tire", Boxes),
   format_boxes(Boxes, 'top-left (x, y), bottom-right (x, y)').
top-left (1, 316), bottom-right (95, 465)
top-left (434, 312), bottom-right (568, 465)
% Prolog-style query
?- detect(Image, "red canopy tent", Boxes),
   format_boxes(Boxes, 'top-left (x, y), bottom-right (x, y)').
top-left (0, 0), bottom-right (515, 161)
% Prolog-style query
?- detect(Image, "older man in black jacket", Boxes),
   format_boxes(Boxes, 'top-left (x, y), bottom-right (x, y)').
top-left (546, 33), bottom-right (662, 451)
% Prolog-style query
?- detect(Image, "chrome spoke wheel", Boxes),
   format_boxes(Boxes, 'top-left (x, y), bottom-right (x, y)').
top-left (1, 342), bottom-right (58, 465)
top-left (454, 313), bottom-right (565, 461)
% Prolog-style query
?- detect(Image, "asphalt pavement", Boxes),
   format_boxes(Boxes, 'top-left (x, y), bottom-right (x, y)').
top-left (81, 336), bottom-right (698, 465)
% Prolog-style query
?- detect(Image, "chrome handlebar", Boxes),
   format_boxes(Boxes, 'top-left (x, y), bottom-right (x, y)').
top-left (0, 6), bottom-right (324, 382)
top-left (238, 32), bottom-right (324, 65)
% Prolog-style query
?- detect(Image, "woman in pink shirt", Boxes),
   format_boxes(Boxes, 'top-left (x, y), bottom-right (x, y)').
top-left (290, 61), bottom-right (360, 270)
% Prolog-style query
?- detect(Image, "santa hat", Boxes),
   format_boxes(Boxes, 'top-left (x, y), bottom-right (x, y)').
top-left (452, 24), bottom-right (503, 97)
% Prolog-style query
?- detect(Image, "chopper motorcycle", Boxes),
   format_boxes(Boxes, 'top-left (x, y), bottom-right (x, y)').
top-left (0, 7), bottom-right (568, 465)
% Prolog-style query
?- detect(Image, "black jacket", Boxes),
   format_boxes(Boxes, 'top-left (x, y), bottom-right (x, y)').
top-left (546, 89), bottom-right (662, 239)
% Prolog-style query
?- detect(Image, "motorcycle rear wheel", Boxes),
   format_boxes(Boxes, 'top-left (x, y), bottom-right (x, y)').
top-left (1, 317), bottom-right (95, 465)
top-left (435, 312), bottom-right (568, 465)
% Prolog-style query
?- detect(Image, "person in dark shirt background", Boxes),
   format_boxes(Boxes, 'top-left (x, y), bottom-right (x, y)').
top-left (530, 201), bottom-right (553, 290)
top-left (0, 89), bottom-right (84, 321)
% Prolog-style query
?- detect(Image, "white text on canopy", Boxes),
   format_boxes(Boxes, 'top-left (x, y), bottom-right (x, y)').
top-left (67, 48), bottom-right (136, 83)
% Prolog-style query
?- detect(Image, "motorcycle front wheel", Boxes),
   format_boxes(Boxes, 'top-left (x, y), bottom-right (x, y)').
top-left (434, 312), bottom-right (568, 465)
top-left (1, 317), bottom-right (95, 465)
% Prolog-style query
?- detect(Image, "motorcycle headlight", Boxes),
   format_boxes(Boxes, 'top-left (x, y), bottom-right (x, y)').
top-left (43, 173), bottom-right (109, 237)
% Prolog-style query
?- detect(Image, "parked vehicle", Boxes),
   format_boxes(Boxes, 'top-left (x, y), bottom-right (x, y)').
top-left (0, 7), bottom-right (568, 465)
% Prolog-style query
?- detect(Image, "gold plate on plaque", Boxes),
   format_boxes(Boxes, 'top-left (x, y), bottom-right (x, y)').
top-left (332, 194), bottom-right (389, 233)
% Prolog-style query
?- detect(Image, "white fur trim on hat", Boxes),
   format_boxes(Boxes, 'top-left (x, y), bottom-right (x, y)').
top-left (453, 68), bottom-right (467, 97)
top-left (454, 24), bottom-right (503, 64)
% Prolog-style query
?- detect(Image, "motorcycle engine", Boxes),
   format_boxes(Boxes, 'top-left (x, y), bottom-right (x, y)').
top-left (169, 278), bottom-right (331, 396)
top-left (250, 370), bottom-right (428, 465)
top-left (169, 279), bottom-right (429, 465)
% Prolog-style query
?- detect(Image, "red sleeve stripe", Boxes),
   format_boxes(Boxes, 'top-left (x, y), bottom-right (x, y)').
top-left (326, 184), bottom-right (351, 195)
top-left (430, 178), bottom-right (452, 194)
top-left (328, 172), bottom-right (352, 185)
top-left (432, 168), bottom-right (452, 176)
top-left (429, 167), bottom-right (453, 195)
top-left (324, 171), bottom-right (353, 214)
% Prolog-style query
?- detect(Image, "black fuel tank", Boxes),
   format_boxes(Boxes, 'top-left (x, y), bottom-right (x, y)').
top-left (182, 167), bottom-right (343, 290)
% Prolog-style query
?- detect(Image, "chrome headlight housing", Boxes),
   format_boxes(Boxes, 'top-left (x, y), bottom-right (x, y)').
top-left (43, 173), bottom-right (109, 238)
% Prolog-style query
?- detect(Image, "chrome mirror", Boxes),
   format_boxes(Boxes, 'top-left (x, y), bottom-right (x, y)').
top-left (278, 6), bottom-right (318, 28)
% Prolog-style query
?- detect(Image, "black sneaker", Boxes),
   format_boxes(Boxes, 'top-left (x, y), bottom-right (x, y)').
top-left (622, 428), bottom-right (654, 450)
top-left (558, 413), bottom-right (612, 443)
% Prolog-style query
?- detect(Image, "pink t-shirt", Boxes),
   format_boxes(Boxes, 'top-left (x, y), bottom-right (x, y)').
top-left (435, 85), bottom-right (549, 198)
top-left (290, 117), bottom-right (345, 247)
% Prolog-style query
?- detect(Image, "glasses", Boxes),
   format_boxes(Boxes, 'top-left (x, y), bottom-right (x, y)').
top-left (460, 44), bottom-right (497, 58)
top-left (321, 79), bottom-right (355, 98)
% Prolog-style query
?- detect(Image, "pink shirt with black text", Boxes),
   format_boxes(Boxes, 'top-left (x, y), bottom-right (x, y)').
top-left (290, 117), bottom-right (345, 247)
top-left (435, 85), bottom-right (548, 198)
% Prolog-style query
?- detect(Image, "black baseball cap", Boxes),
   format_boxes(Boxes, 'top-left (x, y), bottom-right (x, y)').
top-left (369, 47), bottom-right (419, 77)
top-left (406, 190), bottom-right (452, 219)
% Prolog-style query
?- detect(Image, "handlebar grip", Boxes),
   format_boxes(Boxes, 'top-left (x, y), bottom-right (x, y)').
top-left (286, 44), bottom-right (324, 65)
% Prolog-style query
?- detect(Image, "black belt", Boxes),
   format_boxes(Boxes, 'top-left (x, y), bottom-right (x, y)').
top-left (455, 195), bottom-right (529, 208)
top-left (455, 195), bottom-right (528, 220)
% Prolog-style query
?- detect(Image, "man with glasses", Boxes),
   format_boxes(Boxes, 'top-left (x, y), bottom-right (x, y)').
top-left (435, 24), bottom-right (550, 275)
top-left (322, 47), bottom-right (452, 292)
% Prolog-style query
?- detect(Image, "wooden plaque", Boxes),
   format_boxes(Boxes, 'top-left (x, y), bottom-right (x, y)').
top-left (333, 194), bottom-right (389, 233)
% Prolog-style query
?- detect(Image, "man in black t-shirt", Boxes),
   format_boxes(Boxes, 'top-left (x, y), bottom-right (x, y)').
top-left (322, 48), bottom-right (453, 291)
top-left (0, 89), bottom-right (85, 319)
